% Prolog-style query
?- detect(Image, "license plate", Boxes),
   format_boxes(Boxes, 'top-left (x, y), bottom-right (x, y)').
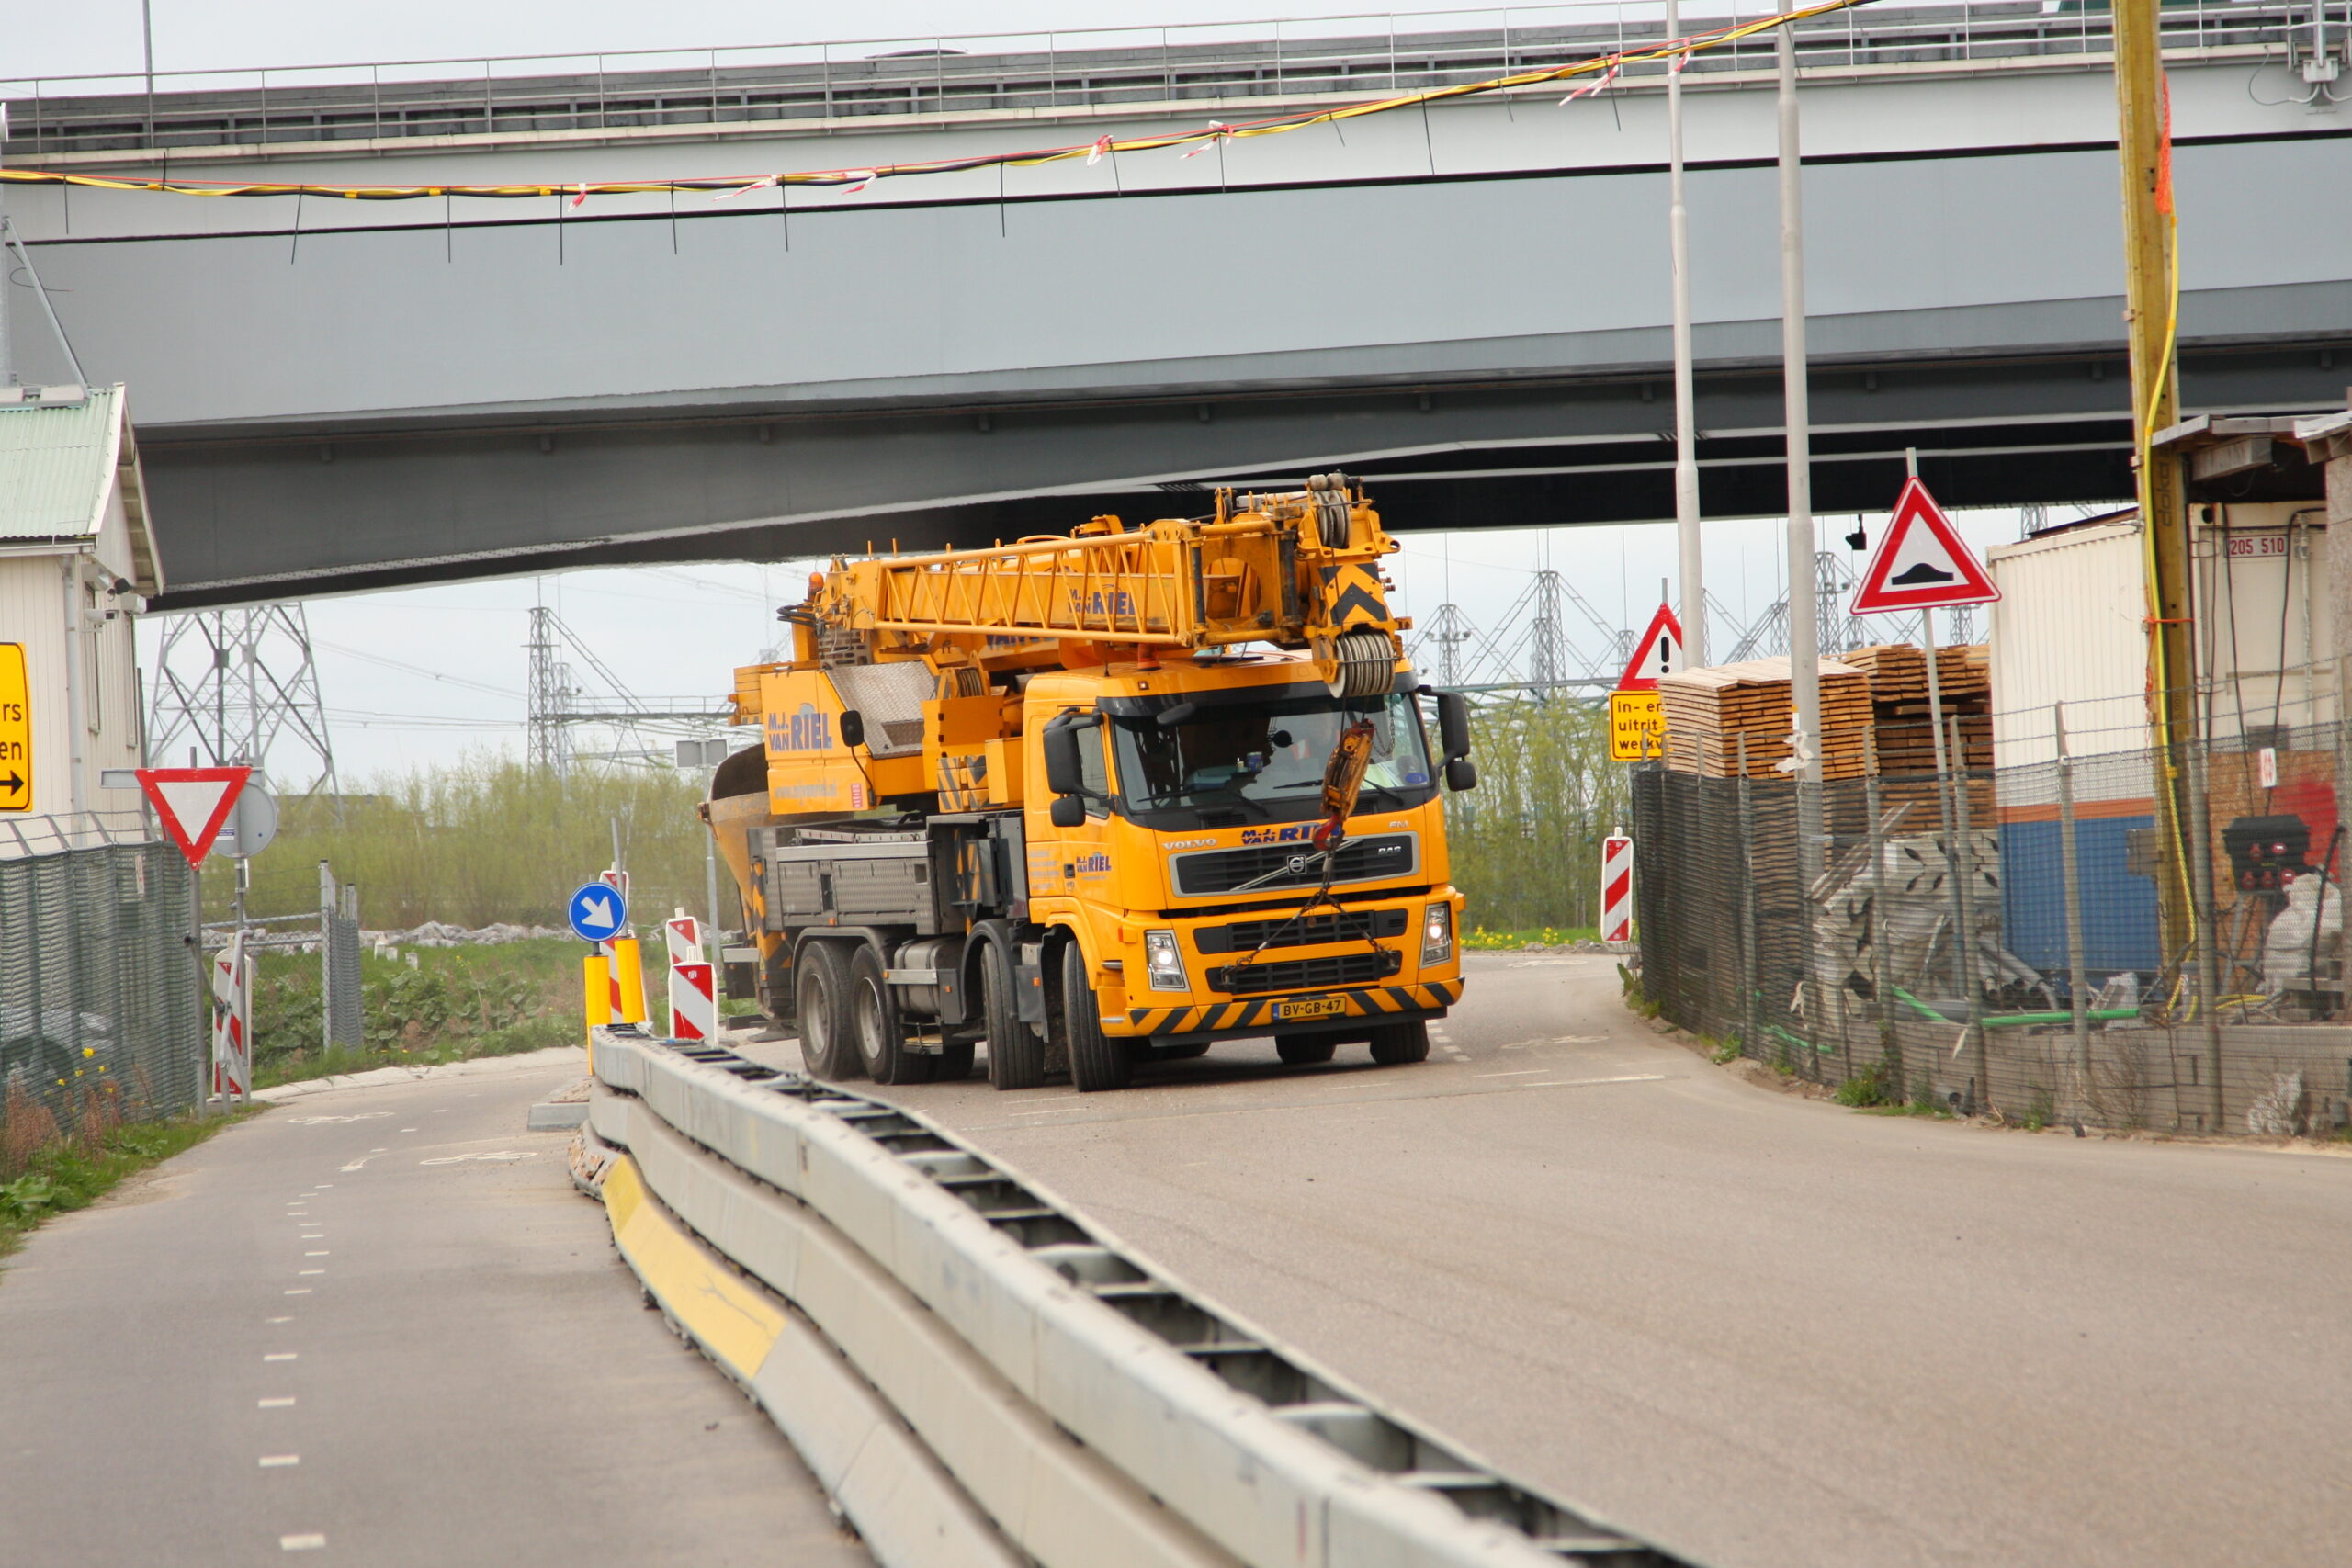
top-left (1275, 996), bottom-right (1346, 1021)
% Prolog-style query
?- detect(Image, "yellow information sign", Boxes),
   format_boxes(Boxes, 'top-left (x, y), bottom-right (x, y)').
top-left (1609, 689), bottom-right (1668, 762)
top-left (0, 642), bottom-right (28, 812)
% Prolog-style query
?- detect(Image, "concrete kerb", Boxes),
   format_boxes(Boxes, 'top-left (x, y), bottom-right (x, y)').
top-left (589, 1027), bottom-right (1589, 1568)
top-left (592, 1092), bottom-right (1236, 1568)
top-left (592, 1133), bottom-right (1019, 1568)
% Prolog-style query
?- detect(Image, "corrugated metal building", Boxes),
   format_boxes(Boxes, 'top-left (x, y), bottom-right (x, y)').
top-left (0, 383), bottom-right (161, 829)
top-left (1986, 501), bottom-right (2333, 976)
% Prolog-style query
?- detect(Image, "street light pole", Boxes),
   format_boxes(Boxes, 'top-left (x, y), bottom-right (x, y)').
top-left (1777, 23), bottom-right (1820, 796)
top-left (1668, 0), bottom-right (1704, 667)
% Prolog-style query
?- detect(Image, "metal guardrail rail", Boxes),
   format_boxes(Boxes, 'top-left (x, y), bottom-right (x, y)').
top-left (6, 1), bottom-right (2338, 160)
top-left (586, 1025), bottom-right (1693, 1567)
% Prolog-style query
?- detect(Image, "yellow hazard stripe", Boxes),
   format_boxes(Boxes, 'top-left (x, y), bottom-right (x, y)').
top-left (602, 1154), bottom-right (785, 1381)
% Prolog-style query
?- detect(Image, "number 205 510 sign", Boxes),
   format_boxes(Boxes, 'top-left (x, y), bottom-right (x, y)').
top-left (1609, 690), bottom-right (1668, 762)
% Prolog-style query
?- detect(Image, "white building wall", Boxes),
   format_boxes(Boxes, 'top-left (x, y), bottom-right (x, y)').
top-left (0, 547), bottom-right (148, 828)
top-left (1987, 522), bottom-right (2155, 773)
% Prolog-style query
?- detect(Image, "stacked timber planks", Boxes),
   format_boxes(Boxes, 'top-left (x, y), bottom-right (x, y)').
top-left (1657, 657), bottom-right (1874, 779)
top-left (1840, 644), bottom-right (1992, 778)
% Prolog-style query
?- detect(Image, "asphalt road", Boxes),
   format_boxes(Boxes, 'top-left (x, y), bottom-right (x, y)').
top-left (0, 1057), bottom-right (865, 1568)
top-left (808, 952), bottom-right (2352, 1568)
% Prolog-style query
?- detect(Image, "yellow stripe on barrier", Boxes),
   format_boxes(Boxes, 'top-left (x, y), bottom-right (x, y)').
top-left (602, 1154), bottom-right (786, 1381)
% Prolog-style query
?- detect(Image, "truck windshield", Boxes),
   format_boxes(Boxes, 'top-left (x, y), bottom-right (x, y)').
top-left (1110, 691), bottom-right (1435, 826)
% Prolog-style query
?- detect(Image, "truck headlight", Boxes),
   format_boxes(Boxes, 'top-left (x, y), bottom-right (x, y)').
top-left (1420, 903), bottom-right (1453, 965)
top-left (1144, 930), bottom-right (1190, 991)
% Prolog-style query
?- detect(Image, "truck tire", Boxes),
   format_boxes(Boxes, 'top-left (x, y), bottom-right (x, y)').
top-left (982, 941), bottom-right (1046, 1091)
top-left (1063, 942), bottom-right (1135, 1093)
top-left (1367, 1019), bottom-right (1430, 1065)
top-left (1274, 1033), bottom-right (1338, 1065)
top-left (851, 946), bottom-right (935, 1086)
top-left (796, 940), bottom-right (861, 1080)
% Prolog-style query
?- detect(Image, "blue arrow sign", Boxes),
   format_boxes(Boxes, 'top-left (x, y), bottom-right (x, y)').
top-left (567, 881), bottom-right (627, 942)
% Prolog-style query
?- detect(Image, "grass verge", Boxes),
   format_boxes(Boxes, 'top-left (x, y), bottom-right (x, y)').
top-left (1, 1109), bottom-right (256, 1265)
top-left (1464, 925), bottom-right (1600, 952)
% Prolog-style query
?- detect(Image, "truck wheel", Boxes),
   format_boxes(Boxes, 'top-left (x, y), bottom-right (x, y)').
top-left (1367, 1019), bottom-right (1430, 1066)
top-left (851, 946), bottom-right (935, 1086)
top-left (982, 941), bottom-right (1046, 1090)
top-left (1274, 1033), bottom-right (1338, 1065)
top-left (1063, 942), bottom-right (1135, 1093)
top-left (795, 941), bottom-right (861, 1080)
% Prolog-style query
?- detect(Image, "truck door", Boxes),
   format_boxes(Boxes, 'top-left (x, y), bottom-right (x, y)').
top-left (1032, 710), bottom-right (1116, 915)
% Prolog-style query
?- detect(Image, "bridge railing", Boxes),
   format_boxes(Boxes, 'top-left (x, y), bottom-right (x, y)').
top-left (5, 0), bottom-right (2335, 162)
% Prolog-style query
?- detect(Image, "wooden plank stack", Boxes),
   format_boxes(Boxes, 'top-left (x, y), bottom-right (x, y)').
top-left (1657, 656), bottom-right (1875, 779)
top-left (1839, 643), bottom-right (1992, 777)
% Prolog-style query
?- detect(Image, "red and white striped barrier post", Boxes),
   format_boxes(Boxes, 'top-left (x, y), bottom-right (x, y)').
top-left (209, 929), bottom-right (253, 1104)
top-left (665, 912), bottom-right (717, 1041)
top-left (1600, 833), bottom-right (1634, 947)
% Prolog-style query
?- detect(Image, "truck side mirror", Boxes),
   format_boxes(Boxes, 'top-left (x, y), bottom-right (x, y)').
top-left (1445, 756), bottom-right (1478, 793)
top-left (837, 709), bottom-right (865, 749)
top-left (1435, 690), bottom-right (1471, 761)
top-left (1048, 795), bottom-right (1087, 828)
top-left (1042, 719), bottom-right (1087, 797)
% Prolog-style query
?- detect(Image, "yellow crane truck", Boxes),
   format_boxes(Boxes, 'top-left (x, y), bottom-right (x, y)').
top-left (703, 475), bottom-right (1476, 1092)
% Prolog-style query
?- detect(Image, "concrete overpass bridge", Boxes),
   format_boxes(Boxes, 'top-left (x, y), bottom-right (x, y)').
top-left (5, 1), bottom-right (2348, 608)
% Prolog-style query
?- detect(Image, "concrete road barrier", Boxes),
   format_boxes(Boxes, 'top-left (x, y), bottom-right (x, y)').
top-left (584, 1027), bottom-right (1687, 1568)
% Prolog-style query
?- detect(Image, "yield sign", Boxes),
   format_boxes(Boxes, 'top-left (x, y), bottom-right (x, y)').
top-left (1850, 479), bottom-right (2001, 614)
top-left (1615, 604), bottom-right (1684, 691)
top-left (135, 766), bottom-right (253, 866)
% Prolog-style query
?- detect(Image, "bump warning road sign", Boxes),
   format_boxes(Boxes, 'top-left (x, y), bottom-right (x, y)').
top-left (0, 643), bottom-right (29, 813)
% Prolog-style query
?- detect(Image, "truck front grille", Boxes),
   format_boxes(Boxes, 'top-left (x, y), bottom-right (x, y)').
top-left (1193, 908), bottom-right (1409, 955)
top-left (1206, 948), bottom-right (1402, 996)
top-left (1171, 834), bottom-right (1417, 897)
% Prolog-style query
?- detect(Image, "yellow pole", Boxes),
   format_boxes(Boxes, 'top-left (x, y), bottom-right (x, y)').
top-left (2115, 0), bottom-right (2194, 966)
top-left (611, 936), bottom-right (649, 1024)
top-left (582, 953), bottom-right (611, 1070)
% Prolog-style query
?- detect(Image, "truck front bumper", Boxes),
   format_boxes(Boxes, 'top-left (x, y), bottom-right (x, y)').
top-left (1116, 977), bottom-right (1460, 1043)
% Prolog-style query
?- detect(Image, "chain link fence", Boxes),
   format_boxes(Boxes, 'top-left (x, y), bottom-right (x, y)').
top-left (1, 815), bottom-right (205, 1129)
top-left (1634, 707), bottom-right (2352, 1137)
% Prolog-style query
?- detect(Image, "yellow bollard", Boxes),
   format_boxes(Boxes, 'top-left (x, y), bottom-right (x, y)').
top-left (583, 953), bottom-right (612, 1071)
top-left (612, 936), bottom-right (649, 1025)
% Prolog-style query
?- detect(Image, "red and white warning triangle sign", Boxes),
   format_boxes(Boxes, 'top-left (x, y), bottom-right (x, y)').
top-left (1615, 604), bottom-right (1684, 691)
top-left (1850, 479), bottom-right (2001, 614)
top-left (135, 766), bottom-right (252, 866)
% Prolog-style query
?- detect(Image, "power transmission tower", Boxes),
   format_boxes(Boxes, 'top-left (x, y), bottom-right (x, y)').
top-left (526, 604), bottom-right (576, 776)
top-left (1419, 603), bottom-right (1478, 687)
top-left (526, 605), bottom-right (731, 771)
top-left (147, 606), bottom-right (340, 794)
top-left (1527, 570), bottom-right (1569, 694)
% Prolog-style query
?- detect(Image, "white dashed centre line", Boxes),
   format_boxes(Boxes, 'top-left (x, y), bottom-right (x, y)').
top-left (1474, 1068), bottom-right (1548, 1077)
top-left (279, 1532), bottom-right (326, 1551)
top-left (298, 1269), bottom-right (325, 1276)
top-left (400, 1128), bottom-right (418, 1133)
top-left (258, 1455), bottom-right (300, 1468)
top-left (258, 1397), bottom-right (297, 1409)
top-left (283, 1289), bottom-right (311, 1296)
top-left (266, 1316), bottom-right (292, 1325)
top-left (303, 1251), bottom-right (330, 1258)
top-left (263, 1353), bottom-right (298, 1363)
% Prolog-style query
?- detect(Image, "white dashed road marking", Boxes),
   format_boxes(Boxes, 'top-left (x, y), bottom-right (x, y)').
top-left (303, 1251), bottom-right (330, 1258)
top-left (279, 1533), bottom-right (326, 1551)
top-left (283, 1288), bottom-right (311, 1296)
top-left (287, 1113), bottom-right (390, 1124)
top-left (1473, 1069), bottom-right (1548, 1077)
top-left (258, 1398), bottom-right (296, 1409)
top-left (258, 1454), bottom-right (300, 1468)
top-left (263, 1353), bottom-right (298, 1363)
top-left (418, 1151), bottom-right (537, 1166)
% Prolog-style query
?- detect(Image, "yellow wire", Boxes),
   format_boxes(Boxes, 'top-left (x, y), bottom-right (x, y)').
top-left (0, 0), bottom-right (1877, 203)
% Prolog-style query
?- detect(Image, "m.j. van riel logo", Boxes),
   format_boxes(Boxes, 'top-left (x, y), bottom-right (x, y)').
top-left (1070, 852), bottom-right (1111, 874)
top-left (1067, 588), bottom-right (1138, 620)
top-left (1240, 825), bottom-right (1317, 847)
top-left (767, 704), bottom-right (834, 752)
